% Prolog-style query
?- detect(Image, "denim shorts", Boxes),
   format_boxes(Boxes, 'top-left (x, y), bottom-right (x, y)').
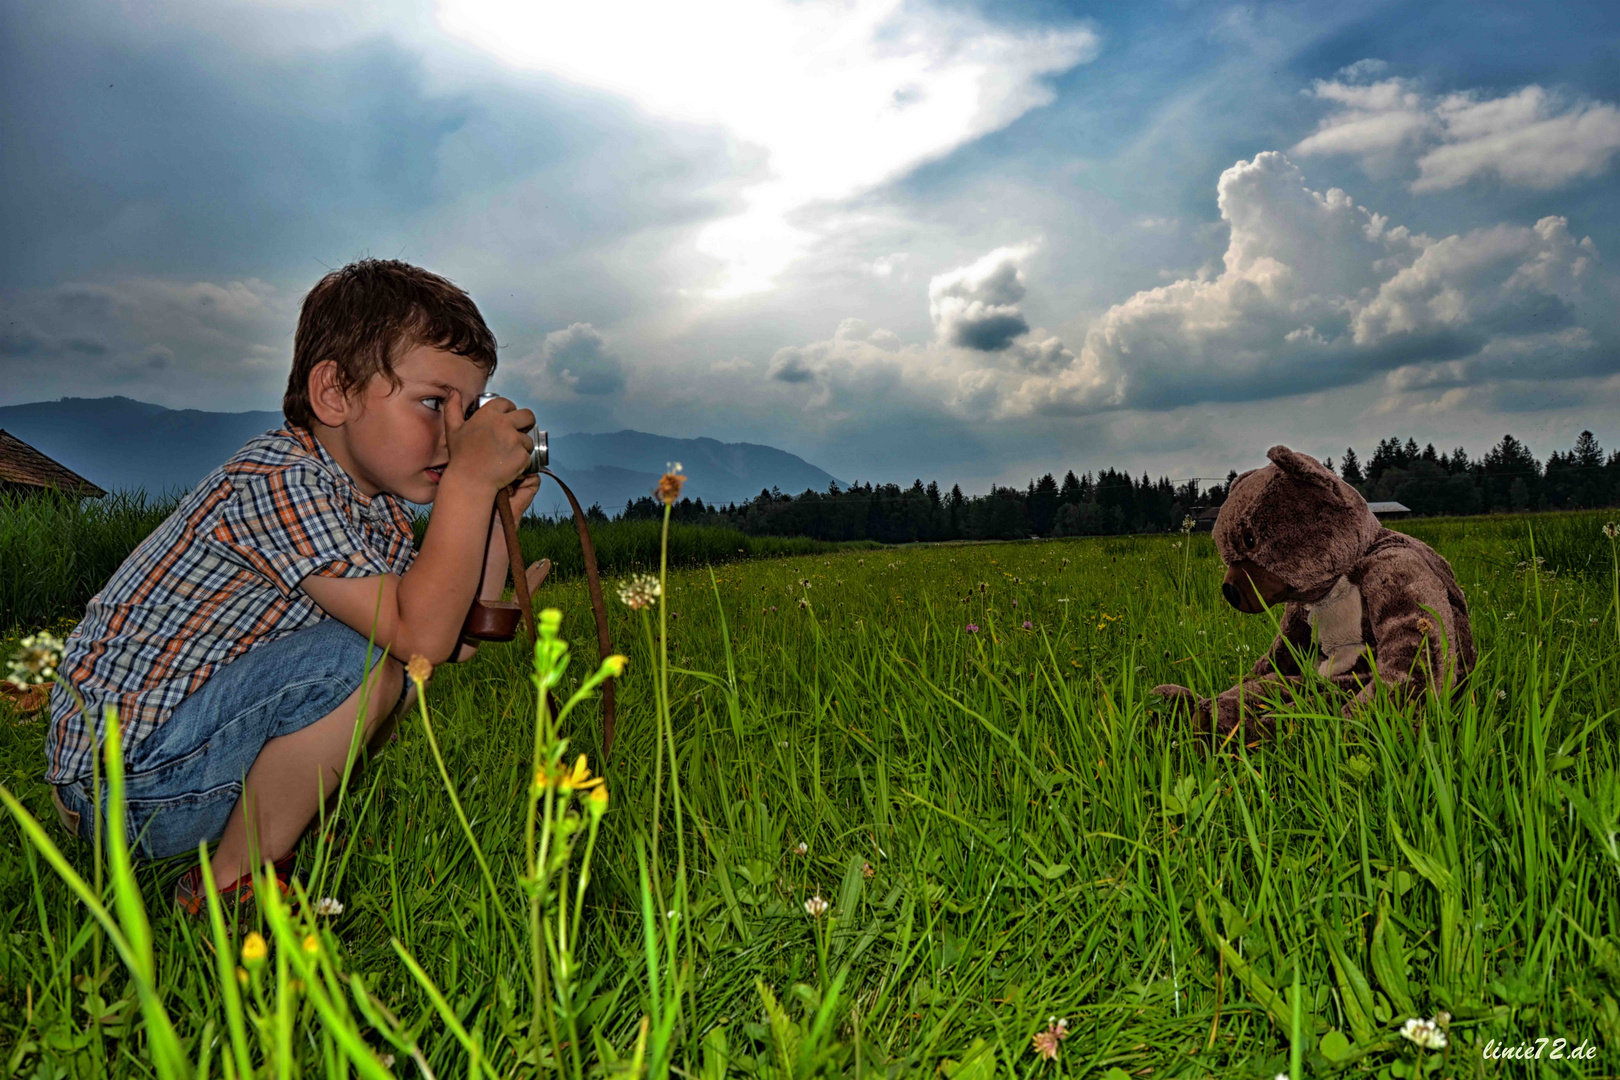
top-left (52, 618), bottom-right (404, 862)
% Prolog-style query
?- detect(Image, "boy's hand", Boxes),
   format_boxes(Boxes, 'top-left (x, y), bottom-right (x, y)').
top-left (442, 389), bottom-right (537, 495)
top-left (508, 473), bottom-right (542, 517)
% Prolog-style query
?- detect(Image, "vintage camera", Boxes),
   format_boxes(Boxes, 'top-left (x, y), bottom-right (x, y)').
top-left (467, 392), bottom-right (548, 477)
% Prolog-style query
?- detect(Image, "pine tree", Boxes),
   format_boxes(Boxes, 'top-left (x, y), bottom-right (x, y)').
top-left (1573, 430), bottom-right (1604, 468)
top-left (1030, 473), bottom-right (1060, 535)
top-left (1059, 470), bottom-right (1082, 506)
top-left (1341, 447), bottom-right (1363, 484)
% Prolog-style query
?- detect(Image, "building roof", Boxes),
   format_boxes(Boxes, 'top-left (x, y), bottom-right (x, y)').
top-left (1367, 501), bottom-right (1411, 514)
top-left (0, 429), bottom-right (106, 497)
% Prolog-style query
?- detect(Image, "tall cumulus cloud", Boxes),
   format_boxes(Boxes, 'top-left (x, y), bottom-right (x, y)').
top-left (759, 151), bottom-right (1616, 424)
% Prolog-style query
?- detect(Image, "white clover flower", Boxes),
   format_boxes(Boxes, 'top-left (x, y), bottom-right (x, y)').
top-left (794, 841), bottom-right (808, 856)
top-left (804, 895), bottom-right (829, 918)
top-left (315, 897), bottom-right (344, 916)
top-left (1400, 1017), bottom-right (1447, 1050)
top-left (1497, 689), bottom-right (1507, 701)
top-left (1604, 521), bottom-right (1618, 540)
top-left (616, 573), bottom-right (662, 611)
top-left (6, 631), bottom-right (66, 688)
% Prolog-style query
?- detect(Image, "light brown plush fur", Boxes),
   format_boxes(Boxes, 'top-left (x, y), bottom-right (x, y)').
top-left (1152, 445), bottom-right (1475, 739)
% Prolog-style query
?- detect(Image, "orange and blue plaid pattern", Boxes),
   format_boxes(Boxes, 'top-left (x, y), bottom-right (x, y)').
top-left (46, 426), bottom-right (417, 784)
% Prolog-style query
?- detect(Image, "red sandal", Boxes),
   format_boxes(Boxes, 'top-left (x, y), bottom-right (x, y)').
top-left (173, 849), bottom-right (298, 921)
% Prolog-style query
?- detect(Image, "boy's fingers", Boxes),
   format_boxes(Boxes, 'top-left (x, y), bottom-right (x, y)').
top-left (443, 387), bottom-right (465, 438)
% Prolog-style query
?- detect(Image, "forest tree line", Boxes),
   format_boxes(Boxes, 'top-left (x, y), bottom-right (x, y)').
top-left (592, 430), bottom-right (1620, 543)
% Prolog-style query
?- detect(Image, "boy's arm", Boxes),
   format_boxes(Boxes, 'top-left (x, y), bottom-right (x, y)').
top-left (448, 512), bottom-right (514, 662)
top-left (302, 391), bottom-right (537, 665)
top-left (302, 474), bottom-right (496, 665)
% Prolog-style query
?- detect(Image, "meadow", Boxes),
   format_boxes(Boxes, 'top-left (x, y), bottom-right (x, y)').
top-left (1, 504), bottom-right (1619, 1077)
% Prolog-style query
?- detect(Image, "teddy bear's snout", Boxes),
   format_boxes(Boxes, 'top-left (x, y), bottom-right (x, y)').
top-left (1222, 560), bottom-right (1289, 613)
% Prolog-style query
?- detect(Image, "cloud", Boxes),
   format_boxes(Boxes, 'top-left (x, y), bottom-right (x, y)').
top-left (1294, 68), bottom-right (1620, 191)
top-left (928, 244), bottom-right (1034, 351)
top-left (518, 322), bottom-right (626, 397)
top-left (764, 258), bottom-right (1085, 421)
top-left (0, 276), bottom-right (293, 408)
top-left (1036, 152), bottom-right (1617, 415)
top-left (437, 0), bottom-right (1099, 295)
top-left (766, 152), bottom-right (1614, 424)
top-left (768, 346), bottom-right (820, 384)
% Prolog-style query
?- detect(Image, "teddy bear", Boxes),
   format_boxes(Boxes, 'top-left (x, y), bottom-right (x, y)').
top-left (1153, 445), bottom-right (1475, 739)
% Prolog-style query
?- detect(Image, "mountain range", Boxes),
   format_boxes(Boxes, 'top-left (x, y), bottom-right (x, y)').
top-left (0, 397), bottom-right (843, 515)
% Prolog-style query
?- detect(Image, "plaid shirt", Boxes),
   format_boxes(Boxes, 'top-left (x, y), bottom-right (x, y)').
top-left (46, 426), bottom-right (418, 784)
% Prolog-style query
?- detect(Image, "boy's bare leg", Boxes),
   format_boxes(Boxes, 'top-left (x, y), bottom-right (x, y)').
top-left (314, 675), bottom-right (419, 825)
top-left (209, 658), bottom-right (405, 887)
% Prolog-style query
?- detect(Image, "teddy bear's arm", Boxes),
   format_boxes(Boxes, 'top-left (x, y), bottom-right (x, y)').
top-left (1346, 552), bottom-right (1455, 713)
top-left (1249, 602), bottom-right (1313, 679)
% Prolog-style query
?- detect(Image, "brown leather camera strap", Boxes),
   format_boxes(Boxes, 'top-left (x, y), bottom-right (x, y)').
top-left (517, 468), bottom-right (616, 758)
top-left (495, 488), bottom-right (536, 647)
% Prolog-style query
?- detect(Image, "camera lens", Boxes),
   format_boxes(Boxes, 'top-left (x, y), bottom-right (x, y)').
top-left (466, 391), bottom-right (501, 421)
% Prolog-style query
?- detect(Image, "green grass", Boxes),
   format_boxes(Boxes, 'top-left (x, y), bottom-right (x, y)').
top-left (3, 508), bottom-right (1620, 1076)
top-left (0, 488), bottom-right (874, 634)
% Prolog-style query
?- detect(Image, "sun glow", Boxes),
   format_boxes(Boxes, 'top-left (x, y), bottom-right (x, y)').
top-left (436, 0), bottom-right (1097, 295)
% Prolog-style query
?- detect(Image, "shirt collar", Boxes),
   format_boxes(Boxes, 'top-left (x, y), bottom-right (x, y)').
top-left (283, 425), bottom-right (415, 538)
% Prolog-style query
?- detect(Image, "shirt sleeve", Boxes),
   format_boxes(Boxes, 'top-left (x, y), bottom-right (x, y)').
top-left (209, 464), bottom-right (399, 599)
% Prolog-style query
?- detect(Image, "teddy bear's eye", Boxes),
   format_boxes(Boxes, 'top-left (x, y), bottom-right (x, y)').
top-left (1243, 529), bottom-right (1257, 550)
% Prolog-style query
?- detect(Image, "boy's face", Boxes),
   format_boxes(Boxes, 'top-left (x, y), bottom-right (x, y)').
top-left (324, 342), bottom-right (490, 504)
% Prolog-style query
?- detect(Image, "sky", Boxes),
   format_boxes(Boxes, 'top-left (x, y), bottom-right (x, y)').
top-left (4, 0), bottom-right (1619, 492)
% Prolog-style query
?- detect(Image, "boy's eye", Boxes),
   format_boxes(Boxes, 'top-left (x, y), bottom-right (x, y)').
top-left (421, 397), bottom-right (444, 412)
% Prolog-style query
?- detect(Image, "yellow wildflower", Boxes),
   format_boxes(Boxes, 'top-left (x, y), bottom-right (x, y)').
top-left (241, 932), bottom-right (267, 968)
top-left (560, 754), bottom-right (603, 792)
top-left (587, 784), bottom-right (609, 819)
top-left (302, 933), bottom-right (321, 956)
top-left (602, 654), bottom-right (628, 677)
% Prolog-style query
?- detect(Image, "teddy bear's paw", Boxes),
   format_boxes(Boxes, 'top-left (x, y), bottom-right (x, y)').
top-left (1246, 713), bottom-right (1280, 741)
top-left (1149, 684), bottom-right (1200, 724)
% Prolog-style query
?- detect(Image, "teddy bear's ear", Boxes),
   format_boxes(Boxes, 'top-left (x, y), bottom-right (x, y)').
top-left (1267, 445), bottom-right (1336, 488)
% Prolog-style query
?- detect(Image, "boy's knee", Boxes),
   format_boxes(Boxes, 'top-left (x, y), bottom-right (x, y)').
top-left (362, 657), bottom-right (405, 729)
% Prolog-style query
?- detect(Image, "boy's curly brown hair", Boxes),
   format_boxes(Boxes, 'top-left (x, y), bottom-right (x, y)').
top-left (283, 259), bottom-right (499, 429)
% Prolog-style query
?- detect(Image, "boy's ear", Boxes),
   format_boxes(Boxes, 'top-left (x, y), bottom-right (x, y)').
top-left (307, 360), bottom-right (353, 427)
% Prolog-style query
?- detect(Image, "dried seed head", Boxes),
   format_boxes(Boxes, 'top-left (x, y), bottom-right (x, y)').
top-left (656, 462), bottom-right (686, 505)
top-left (406, 654), bottom-right (433, 685)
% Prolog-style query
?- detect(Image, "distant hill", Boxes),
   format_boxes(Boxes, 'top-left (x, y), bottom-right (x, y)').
top-left (0, 397), bottom-right (843, 515)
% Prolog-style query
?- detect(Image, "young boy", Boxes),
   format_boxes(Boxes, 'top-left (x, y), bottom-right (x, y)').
top-left (44, 258), bottom-right (542, 914)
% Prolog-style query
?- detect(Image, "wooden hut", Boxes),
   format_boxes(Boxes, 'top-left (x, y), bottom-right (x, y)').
top-left (0, 430), bottom-right (106, 498)
top-left (1191, 497), bottom-right (1412, 532)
